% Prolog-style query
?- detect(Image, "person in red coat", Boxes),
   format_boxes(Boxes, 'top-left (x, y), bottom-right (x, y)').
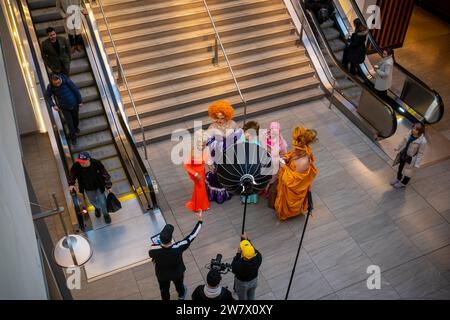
top-left (184, 130), bottom-right (211, 212)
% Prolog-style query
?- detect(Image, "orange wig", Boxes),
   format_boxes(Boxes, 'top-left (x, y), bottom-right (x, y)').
top-left (208, 100), bottom-right (235, 120)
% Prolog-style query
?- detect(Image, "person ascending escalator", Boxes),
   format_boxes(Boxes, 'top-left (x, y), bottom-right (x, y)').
top-left (305, 0), bottom-right (334, 24)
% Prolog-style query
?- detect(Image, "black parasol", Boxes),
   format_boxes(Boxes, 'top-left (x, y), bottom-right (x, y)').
top-left (215, 141), bottom-right (273, 233)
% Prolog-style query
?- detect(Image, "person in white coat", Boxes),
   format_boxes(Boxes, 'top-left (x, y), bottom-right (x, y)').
top-left (56, 0), bottom-right (86, 53)
top-left (391, 122), bottom-right (427, 188)
top-left (373, 49), bottom-right (394, 97)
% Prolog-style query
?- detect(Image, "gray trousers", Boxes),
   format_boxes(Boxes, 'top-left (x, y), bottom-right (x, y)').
top-left (234, 277), bottom-right (258, 300)
top-left (85, 189), bottom-right (108, 216)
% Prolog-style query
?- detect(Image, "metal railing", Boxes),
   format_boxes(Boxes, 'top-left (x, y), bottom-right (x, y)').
top-left (93, 0), bottom-right (149, 159)
top-left (202, 0), bottom-right (248, 123)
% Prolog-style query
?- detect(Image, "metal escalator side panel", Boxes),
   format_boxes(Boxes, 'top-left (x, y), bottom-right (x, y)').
top-left (81, 2), bottom-right (157, 210)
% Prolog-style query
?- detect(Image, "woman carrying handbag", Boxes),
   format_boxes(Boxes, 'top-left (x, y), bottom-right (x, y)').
top-left (391, 123), bottom-right (427, 188)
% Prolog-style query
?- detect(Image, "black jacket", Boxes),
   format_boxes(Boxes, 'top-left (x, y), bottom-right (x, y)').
top-left (191, 285), bottom-right (234, 301)
top-left (68, 159), bottom-right (112, 193)
top-left (231, 245), bottom-right (262, 282)
top-left (149, 221), bottom-right (202, 281)
top-left (41, 36), bottom-right (71, 73)
top-left (347, 30), bottom-right (368, 64)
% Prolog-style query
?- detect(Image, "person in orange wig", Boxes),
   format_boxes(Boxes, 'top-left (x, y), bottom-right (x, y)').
top-left (184, 130), bottom-right (211, 212)
top-left (274, 127), bottom-right (318, 221)
top-left (205, 100), bottom-right (243, 203)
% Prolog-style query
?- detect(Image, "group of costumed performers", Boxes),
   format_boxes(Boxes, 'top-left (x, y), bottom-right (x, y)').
top-left (183, 100), bottom-right (318, 221)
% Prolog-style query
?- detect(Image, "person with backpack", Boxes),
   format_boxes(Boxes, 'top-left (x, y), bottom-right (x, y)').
top-left (69, 152), bottom-right (112, 224)
top-left (192, 269), bottom-right (234, 301)
top-left (305, 0), bottom-right (334, 24)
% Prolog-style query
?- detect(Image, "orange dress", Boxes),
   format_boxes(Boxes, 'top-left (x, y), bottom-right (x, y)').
top-left (274, 148), bottom-right (318, 221)
top-left (183, 150), bottom-right (210, 212)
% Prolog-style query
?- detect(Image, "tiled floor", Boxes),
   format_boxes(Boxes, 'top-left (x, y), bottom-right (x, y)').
top-left (22, 7), bottom-right (450, 300)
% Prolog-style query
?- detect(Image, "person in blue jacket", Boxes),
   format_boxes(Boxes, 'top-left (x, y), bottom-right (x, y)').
top-left (45, 73), bottom-right (82, 145)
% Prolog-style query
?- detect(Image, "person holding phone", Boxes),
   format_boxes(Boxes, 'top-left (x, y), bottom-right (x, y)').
top-left (149, 210), bottom-right (203, 300)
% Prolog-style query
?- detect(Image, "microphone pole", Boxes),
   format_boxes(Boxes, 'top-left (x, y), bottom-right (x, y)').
top-left (285, 191), bottom-right (314, 300)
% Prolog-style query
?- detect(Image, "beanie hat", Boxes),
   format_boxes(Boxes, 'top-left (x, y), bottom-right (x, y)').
top-left (206, 269), bottom-right (222, 287)
top-left (240, 240), bottom-right (256, 260)
top-left (159, 224), bottom-right (174, 244)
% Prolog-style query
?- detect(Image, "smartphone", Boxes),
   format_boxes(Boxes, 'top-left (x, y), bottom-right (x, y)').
top-left (150, 233), bottom-right (161, 245)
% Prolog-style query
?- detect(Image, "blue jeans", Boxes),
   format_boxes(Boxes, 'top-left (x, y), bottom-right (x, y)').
top-left (234, 277), bottom-right (258, 300)
top-left (85, 189), bottom-right (108, 216)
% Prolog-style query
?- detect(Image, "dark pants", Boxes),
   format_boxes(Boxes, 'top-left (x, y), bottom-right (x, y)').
top-left (157, 274), bottom-right (185, 300)
top-left (68, 34), bottom-right (83, 47)
top-left (397, 159), bottom-right (411, 185)
top-left (61, 105), bottom-right (79, 139)
top-left (349, 63), bottom-right (359, 75)
top-left (377, 89), bottom-right (388, 98)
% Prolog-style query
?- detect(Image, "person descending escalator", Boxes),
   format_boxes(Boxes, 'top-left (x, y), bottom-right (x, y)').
top-left (305, 0), bottom-right (334, 24)
top-left (342, 18), bottom-right (369, 75)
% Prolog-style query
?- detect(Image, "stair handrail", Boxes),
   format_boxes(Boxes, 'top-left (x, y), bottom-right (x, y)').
top-left (93, 0), bottom-right (149, 159)
top-left (202, 0), bottom-right (248, 123)
top-left (291, 0), bottom-right (397, 138)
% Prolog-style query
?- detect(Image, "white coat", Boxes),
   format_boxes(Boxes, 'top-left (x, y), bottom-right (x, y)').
top-left (374, 56), bottom-right (393, 91)
top-left (393, 133), bottom-right (427, 177)
top-left (56, 0), bottom-right (83, 36)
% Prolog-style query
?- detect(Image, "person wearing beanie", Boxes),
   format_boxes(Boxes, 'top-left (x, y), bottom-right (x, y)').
top-left (149, 210), bottom-right (203, 300)
top-left (231, 233), bottom-right (262, 300)
top-left (191, 269), bottom-right (234, 301)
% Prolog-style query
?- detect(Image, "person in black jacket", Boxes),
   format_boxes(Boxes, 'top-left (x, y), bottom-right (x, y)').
top-left (69, 152), bottom-right (112, 223)
top-left (231, 233), bottom-right (262, 300)
top-left (192, 269), bottom-right (234, 301)
top-left (45, 73), bottom-right (83, 145)
top-left (149, 210), bottom-right (203, 300)
top-left (342, 18), bottom-right (369, 75)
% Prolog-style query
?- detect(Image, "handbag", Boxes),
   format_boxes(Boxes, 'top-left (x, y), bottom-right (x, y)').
top-left (106, 192), bottom-right (122, 213)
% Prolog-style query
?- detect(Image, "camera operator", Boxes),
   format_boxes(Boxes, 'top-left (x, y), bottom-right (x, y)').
top-left (149, 210), bottom-right (203, 300)
top-left (192, 269), bottom-right (234, 301)
top-left (231, 233), bottom-right (262, 300)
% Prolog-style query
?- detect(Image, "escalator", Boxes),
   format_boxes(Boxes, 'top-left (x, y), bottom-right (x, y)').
top-left (20, 0), bottom-right (158, 231)
top-left (288, 0), bottom-right (397, 141)
top-left (322, 0), bottom-right (444, 124)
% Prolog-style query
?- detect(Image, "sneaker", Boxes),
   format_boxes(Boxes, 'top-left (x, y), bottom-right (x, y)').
top-left (393, 182), bottom-right (406, 189)
top-left (104, 213), bottom-right (112, 224)
top-left (94, 208), bottom-right (101, 218)
top-left (390, 178), bottom-right (400, 186)
top-left (178, 285), bottom-right (187, 300)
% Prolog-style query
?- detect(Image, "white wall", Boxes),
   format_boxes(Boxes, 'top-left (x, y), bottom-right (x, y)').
top-left (0, 41), bottom-right (48, 300)
top-left (0, 8), bottom-right (38, 135)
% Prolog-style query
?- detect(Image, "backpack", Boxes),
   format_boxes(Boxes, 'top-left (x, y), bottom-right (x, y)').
top-left (318, 7), bottom-right (329, 24)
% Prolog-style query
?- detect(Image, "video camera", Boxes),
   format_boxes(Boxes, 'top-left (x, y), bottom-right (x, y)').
top-left (207, 254), bottom-right (232, 274)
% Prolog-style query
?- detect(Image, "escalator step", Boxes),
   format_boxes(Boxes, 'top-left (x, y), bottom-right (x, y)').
top-left (79, 100), bottom-right (104, 119)
top-left (72, 145), bottom-right (118, 162)
top-left (70, 130), bottom-right (113, 153)
top-left (78, 116), bottom-right (109, 136)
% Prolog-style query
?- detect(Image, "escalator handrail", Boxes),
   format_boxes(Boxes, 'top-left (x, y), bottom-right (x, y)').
top-left (347, 0), bottom-right (444, 123)
top-left (295, 0), bottom-right (397, 138)
top-left (81, 2), bottom-right (158, 208)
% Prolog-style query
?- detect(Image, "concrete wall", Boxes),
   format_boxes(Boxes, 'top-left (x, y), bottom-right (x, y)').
top-left (0, 40), bottom-right (48, 300)
top-left (0, 7), bottom-right (39, 135)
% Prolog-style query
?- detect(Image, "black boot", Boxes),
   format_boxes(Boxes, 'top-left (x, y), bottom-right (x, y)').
top-left (95, 208), bottom-right (101, 218)
top-left (104, 213), bottom-right (111, 224)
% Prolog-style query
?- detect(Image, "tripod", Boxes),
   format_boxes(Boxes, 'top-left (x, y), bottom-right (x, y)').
top-left (285, 191), bottom-right (314, 300)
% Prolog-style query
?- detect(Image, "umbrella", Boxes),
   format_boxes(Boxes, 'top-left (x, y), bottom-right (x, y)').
top-left (215, 141), bottom-right (273, 233)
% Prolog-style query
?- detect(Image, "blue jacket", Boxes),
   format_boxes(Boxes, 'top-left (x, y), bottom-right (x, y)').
top-left (45, 74), bottom-right (82, 110)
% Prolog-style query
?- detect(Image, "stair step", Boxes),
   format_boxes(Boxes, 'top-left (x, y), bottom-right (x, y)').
top-left (71, 72), bottom-right (95, 89)
top-left (34, 19), bottom-right (65, 37)
top-left (329, 39), bottom-right (346, 52)
top-left (78, 115), bottom-right (109, 136)
top-left (79, 100), bottom-right (104, 119)
top-left (109, 167), bottom-right (128, 184)
top-left (125, 65), bottom-right (316, 119)
top-left (27, 0), bottom-right (57, 10)
top-left (322, 27), bottom-right (340, 41)
top-left (111, 179), bottom-right (133, 196)
top-left (100, 156), bottom-right (123, 172)
top-left (80, 86), bottom-right (99, 103)
top-left (72, 144), bottom-right (118, 162)
top-left (320, 19), bottom-right (335, 29)
top-left (102, 12), bottom-right (291, 47)
top-left (136, 87), bottom-right (324, 144)
top-left (70, 130), bottom-right (113, 153)
top-left (98, 2), bottom-right (286, 34)
top-left (71, 58), bottom-right (91, 74)
top-left (30, 7), bottom-right (61, 23)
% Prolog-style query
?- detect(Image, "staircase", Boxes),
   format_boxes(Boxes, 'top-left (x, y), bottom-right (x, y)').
top-left (319, 18), bottom-right (362, 105)
top-left (93, 0), bottom-right (325, 145)
top-left (27, 0), bottom-right (133, 197)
